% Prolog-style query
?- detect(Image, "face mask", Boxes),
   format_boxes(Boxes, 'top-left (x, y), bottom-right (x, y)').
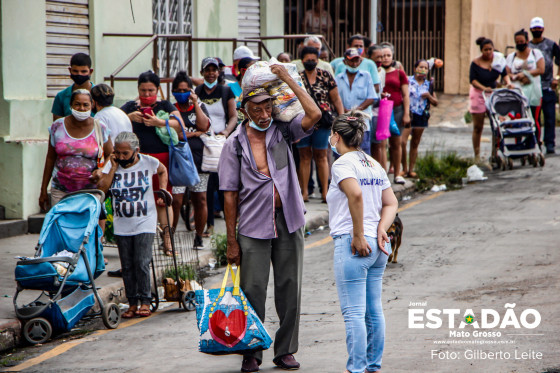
top-left (516, 43), bottom-right (528, 52)
top-left (375, 61), bottom-right (382, 68)
top-left (71, 108), bottom-right (91, 121)
top-left (116, 151), bottom-right (137, 168)
top-left (346, 66), bottom-right (359, 74)
top-left (357, 48), bottom-right (364, 56)
top-left (70, 74), bottom-right (90, 85)
top-left (246, 111), bottom-right (272, 132)
top-left (139, 95), bottom-right (157, 106)
top-left (173, 91), bottom-right (191, 104)
top-left (204, 80), bottom-right (218, 89)
top-left (303, 61), bottom-right (318, 71)
top-left (328, 135), bottom-right (339, 155)
top-left (415, 68), bottom-right (428, 76)
top-left (531, 30), bottom-right (543, 39)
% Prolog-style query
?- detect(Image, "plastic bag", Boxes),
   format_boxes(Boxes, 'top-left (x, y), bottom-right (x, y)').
top-left (376, 98), bottom-right (393, 141)
top-left (155, 111), bottom-right (179, 145)
top-left (466, 165), bottom-right (488, 182)
top-left (242, 58), bottom-right (304, 122)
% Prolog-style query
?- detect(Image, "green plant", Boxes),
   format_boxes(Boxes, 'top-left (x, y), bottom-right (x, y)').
top-left (464, 111), bottom-right (472, 124)
top-left (211, 233), bottom-right (228, 266)
top-left (163, 264), bottom-right (196, 281)
top-left (415, 151), bottom-right (473, 192)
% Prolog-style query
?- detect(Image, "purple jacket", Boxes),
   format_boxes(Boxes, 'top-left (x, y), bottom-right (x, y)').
top-left (218, 114), bottom-right (312, 239)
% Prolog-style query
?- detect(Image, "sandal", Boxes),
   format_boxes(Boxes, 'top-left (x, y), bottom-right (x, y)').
top-left (122, 306), bottom-right (137, 319)
top-left (407, 171), bottom-right (418, 178)
top-left (394, 176), bottom-right (406, 185)
top-left (135, 307), bottom-right (151, 317)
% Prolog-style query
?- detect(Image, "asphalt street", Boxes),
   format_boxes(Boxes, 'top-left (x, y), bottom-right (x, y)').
top-left (3, 149), bottom-right (559, 372)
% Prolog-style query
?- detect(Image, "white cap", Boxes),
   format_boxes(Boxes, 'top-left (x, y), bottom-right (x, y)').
top-left (233, 46), bottom-right (260, 61)
top-left (530, 17), bottom-right (544, 29)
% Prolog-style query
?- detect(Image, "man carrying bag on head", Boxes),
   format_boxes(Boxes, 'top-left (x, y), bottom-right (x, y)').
top-left (218, 64), bottom-right (321, 372)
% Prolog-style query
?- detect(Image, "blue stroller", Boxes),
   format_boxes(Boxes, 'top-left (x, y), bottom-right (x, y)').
top-left (14, 190), bottom-right (121, 344)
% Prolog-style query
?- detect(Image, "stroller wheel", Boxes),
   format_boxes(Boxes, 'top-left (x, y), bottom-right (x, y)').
top-left (150, 291), bottom-right (159, 313)
top-left (532, 154), bottom-right (538, 167)
top-left (180, 290), bottom-right (197, 312)
top-left (102, 303), bottom-right (121, 329)
top-left (538, 153), bottom-right (545, 167)
top-left (521, 156), bottom-right (526, 166)
top-left (23, 317), bottom-right (52, 345)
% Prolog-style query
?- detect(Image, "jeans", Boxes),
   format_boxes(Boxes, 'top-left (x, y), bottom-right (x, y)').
top-left (115, 233), bottom-right (154, 306)
top-left (333, 234), bottom-right (391, 373)
top-left (541, 89), bottom-right (557, 149)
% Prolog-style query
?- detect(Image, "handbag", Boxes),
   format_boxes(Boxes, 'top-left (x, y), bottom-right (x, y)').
top-left (376, 98), bottom-right (393, 141)
top-left (200, 129), bottom-right (226, 173)
top-left (302, 71), bottom-right (335, 129)
top-left (93, 119), bottom-right (105, 168)
top-left (195, 265), bottom-right (273, 355)
top-left (166, 120), bottom-right (200, 187)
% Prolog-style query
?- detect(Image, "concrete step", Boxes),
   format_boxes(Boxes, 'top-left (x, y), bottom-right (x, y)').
top-left (0, 220), bottom-right (28, 239)
top-left (27, 214), bottom-right (46, 234)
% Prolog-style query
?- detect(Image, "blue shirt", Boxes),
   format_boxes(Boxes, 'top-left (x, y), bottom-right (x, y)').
top-left (335, 70), bottom-right (376, 131)
top-left (51, 82), bottom-right (95, 118)
top-left (334, 58), bottom-right (380, 85)
top-left (408, 76), bottom-right (431, 115)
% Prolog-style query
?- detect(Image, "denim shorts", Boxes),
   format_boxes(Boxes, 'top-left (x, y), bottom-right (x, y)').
top-left (296, 127), bottom-right (330, 150)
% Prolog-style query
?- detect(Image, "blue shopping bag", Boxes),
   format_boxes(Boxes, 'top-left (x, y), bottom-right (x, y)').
top-left (166, 118), bottom-right (200, 187)
top-left (195, 265), bottom-right (273, 355)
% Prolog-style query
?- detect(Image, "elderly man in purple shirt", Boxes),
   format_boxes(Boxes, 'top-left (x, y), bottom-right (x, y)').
top-left (218, 64), bottom-right (321, 372)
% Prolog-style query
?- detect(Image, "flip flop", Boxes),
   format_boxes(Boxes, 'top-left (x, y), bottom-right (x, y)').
top-left (122, 310), bottom-right (136, 319)
top-left (407, 171), bottom-right (418, 178)
top-left (135, 308), bottom-right (151, 317)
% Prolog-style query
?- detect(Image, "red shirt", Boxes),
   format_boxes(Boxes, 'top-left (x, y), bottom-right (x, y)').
top-left (383, 69), bottom-right (409, 107)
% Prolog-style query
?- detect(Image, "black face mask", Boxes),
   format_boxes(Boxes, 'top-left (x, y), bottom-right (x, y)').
top-left (116, 151), bottom-right (137, 168)
top-left (516, 43), bottom-right (528, 52)
top-left (70, 74), bottom-right (90, 85)
top-left (531, 30), bottom-right (543, 39)
top-left (303, 61), bottom-right (318, 71)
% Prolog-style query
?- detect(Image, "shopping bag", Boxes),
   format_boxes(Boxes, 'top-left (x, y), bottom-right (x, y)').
top-left (195, 265), bottom-right (273, 355)
top-left (200, 129), bottom-right (226, 173)
top-left (376, 98), bottom-right (393, 141)
top-left (389, 111), bottom-right (401, 136)
top-left (166, 120), bottom-right (200, 187)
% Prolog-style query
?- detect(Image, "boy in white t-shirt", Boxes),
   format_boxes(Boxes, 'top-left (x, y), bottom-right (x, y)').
top-left (325, 111), bottom-right (398, 373)
top-left (98, 131), bottom-right (169, 318)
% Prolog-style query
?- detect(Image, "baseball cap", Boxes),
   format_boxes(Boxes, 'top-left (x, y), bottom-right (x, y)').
top-left (241, 87), bottom-right (272, 107)
top-left (344, 48), bottom-right (361, 60)
top-left (233, 46), bottom-right (260, 61)
top-left (201, 57), bottom-right (220, 70)
top-left (530, 17), bottom-right (544, 29)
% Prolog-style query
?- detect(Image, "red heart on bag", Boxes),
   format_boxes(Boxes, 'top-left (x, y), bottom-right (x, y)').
top-left (209, 309), bottom-right (247, 347)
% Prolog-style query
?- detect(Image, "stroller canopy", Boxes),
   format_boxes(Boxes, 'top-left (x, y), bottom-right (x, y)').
top-left (486, 89), bottom-right (529, 116)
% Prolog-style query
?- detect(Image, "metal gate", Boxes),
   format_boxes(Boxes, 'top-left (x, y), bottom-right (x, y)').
top-left (377, 0), bottom-right (445, 90)
top-left (238, 0), bottom-right (261, 54)
top-left (46, 0), bottom-right (90, 97)
top-left (284, 0), bottom-right (371, 59)
top-left (152, 0), bottom-right (192, 77)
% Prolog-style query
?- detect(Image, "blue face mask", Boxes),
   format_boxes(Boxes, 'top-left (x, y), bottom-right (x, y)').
top-left (357, 48), bottom-right (364, 56)
top-left (248, 118), bottom-right (273, 132)
top-left (204, 80), bottom-right (217, 89)
top-left (172, 91), bottom-right (191, 104)
top-left (328, 135), bottom-right (339, 155)
top-left (346, 66), bottom-right (359, 74)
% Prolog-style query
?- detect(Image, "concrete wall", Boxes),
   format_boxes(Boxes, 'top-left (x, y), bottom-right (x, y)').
top-left (444, 0), bottom-right (472, 94)
top-left (0, 0), bottom-right (152, 219)
top-left (470, 0), bottom-right (560, 62)
top-left (90, 0), bottom-right (153, 100)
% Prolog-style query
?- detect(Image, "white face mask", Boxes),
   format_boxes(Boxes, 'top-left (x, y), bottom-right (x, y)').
top-left (71, 108), bottom-right (91, 121)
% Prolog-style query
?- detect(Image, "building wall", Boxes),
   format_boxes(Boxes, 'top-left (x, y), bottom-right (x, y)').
top-left (0, 0), bottom-right (152, 219)
top-left (445, 0), bottom-right (560, 95)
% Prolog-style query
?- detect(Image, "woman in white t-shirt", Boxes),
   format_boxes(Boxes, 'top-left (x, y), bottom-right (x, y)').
top-left (98, 131), bottom-right (169, 319)
top-left (506, 29), bottom-right (545, 114)
top-left (326, 111), bottom-right (398, 373)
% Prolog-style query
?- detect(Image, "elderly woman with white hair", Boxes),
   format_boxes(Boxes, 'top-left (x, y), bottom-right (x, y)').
top-left (98, 131), bottom-right (169, 318)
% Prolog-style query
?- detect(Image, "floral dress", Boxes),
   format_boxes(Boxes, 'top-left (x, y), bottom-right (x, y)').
top-left (48, 118), bottom-right (109, 193)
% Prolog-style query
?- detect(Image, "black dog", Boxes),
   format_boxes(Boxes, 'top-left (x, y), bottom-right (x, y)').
top-left (387, 214), bottom-right (403, 263)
